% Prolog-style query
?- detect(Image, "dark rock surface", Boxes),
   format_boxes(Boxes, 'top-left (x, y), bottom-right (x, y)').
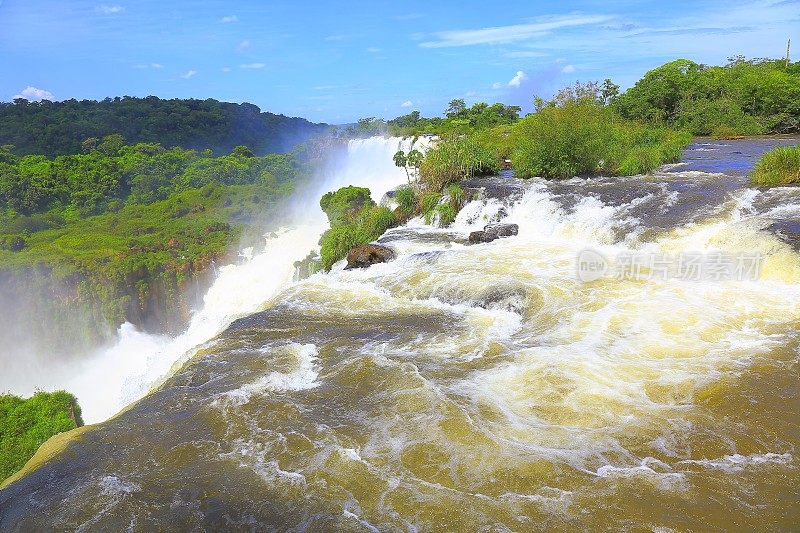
top-left (345, 244), bottom-right (396, 269)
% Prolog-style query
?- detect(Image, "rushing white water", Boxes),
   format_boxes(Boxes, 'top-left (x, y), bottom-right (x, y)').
top-left (4, 139), bottom-right (800, 531)
top-left (2, 136), bottom-right (422, 423)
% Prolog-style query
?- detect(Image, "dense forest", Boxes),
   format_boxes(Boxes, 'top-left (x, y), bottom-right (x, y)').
top-left (0, 135), bottom-right (339, 354)
top-left (0, 96), bottom-right (328, 157)
top-left (614, 57), bottom-right (800, 136)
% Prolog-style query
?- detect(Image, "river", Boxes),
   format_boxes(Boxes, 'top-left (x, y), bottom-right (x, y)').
top-left (1, 136), bottom-right (799, 531)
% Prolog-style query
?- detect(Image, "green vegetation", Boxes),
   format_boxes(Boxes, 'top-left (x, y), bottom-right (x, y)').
top-left (0, 391), bottom-right (83, 482)
top-left (0, 137), bottom-right (317, 343)
top-left (318, 187), bottom-right (397, 269)
top-left (0, 97), bottom-right (328, 157)
top-left (393, 56), bottom-right (800, 184)
top-left (398, 82), bottom-right (691, 185)
top-left (435, 203), bottom-right (457, 226)
top-left (422, 184), bottom-right (466, 225)
top-left (317, 182), bottom-right (469, 269)
top-left (751, 146), bottom-right (800, 186)
top-left (419, 134), bottom-right (499, 190)
top-left (513, 93), bottom-right (691, 178)
top-left (392, 149), bottom-right (424, 182)
top-left (614, 57), bottom-right (800, 136)
top-left (388, 100), bottom-right (521, 136)
top-left (394, 187), bottom-right (416, 216)
top-left (319, 186), bottom-right (374, 226)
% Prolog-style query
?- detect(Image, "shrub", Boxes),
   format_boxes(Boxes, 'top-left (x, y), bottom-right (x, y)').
top-left (1, 391), bottom-right (83, 482)
top-left (512, 101), bottom-right (612, 178)
top-left (435, 203), bottom-right (457, 227)
top-left (618, 145), bottom-right (662, 175)
top-left (317, 187), bottom-right (399, 270)
top-left (446, 183), bottom-right (465, 208)
top-left (394, 186), bottom-right (416, 216)
top-left (751, 146), bottom-right (800, 186)
top-left (359, 206), bottom-right (397, 239)
top-left (319, 224), bottom-right (365, 270)
top-left (419, 134), bottom-right (498, 191)
top-left (512, 100), bottom-right (692, 179)
top-left (420, 191), bottom-right (442, 214)
top-left (678, 98), bottom-right (764, 137)
top-left (319, 185), bottom-right (375, 226)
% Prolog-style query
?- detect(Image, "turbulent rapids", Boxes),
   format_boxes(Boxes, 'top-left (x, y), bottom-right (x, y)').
top-left (2, 137), bottom-right (800, 530)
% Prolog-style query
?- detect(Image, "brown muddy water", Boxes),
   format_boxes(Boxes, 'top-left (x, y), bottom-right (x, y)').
top-left (1, 137), bottom-right (799, 531)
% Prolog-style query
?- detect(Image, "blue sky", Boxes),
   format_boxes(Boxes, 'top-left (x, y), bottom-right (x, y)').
top-left (1, 0), bottom-right (798, 123)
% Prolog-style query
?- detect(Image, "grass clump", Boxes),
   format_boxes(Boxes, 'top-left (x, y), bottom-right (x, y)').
top-left (1, 391), bottom-right (83, 482)
top-left (394, 186), bottom-right (416, 217)
top-left (751, 146), bottom-right (800, 186)
top-left (419, 134), bottom-right (498, 191)
top-left (318, 186), bottom-right (397, 270)
top-left (446, 183), bottom-right (466, 208)
top-left (359, 206), bottom-right (397, 238)
top-left (319, 224), bottom-right (366, 270)
top-left (435, 203), bottom-right (457, 226)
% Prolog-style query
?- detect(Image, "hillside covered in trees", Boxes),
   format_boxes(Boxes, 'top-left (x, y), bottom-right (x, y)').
top-left (0, 135), bottom-right (338, 356)
top-left (0, 97), bottom-right (329, 157)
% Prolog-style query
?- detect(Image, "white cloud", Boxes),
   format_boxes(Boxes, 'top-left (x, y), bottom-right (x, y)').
top-left (221, 67), bottom-right (232, 73)
top-left (236, 40), bottom-right (251, 52)
top-left (220, 15), bottom-right (238, 23)
top-left (240, 63), bottom-right (265, 69)
top-left (420, 14), bottom-right (613, 48)
top-left (150, 63), bottom-right (163, 69)
top-left (508, 70), bottom-right (527, 87)
top-left (97, 4), bottom-right (124, 14)
top-left (401, 100), bottom-right (413, 107)
top-left (561, 64), bottom-right (576, 73)
top-left (367, 47), bottom-right (382, 53)
top-left (491, 82), bottom-right (502, 89)
top-left (13, 86), bottom-right (55, 101)
top-left (181, 70), bottom-right (197, 79)
top-left (313, 85), bottom-right (338, 90)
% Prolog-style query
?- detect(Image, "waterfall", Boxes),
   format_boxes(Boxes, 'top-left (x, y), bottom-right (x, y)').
top-left (3, 138), bottom-right (800, 531)
top-left (2, 136), bottom-right (420, 423)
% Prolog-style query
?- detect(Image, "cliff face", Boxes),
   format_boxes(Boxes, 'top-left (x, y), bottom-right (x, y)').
top-left (0, 253), bottom-right (229, 360)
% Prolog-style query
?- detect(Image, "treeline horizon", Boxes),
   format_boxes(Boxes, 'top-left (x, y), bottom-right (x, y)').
top-left (0, 96), bottom-right (329, 158)
top-left (381, 56), bottom-right (799, 138)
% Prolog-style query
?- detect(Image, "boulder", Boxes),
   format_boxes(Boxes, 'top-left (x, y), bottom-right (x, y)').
top-left (468, 223), bottom-right (518, 244)
top-left (8, 237), bottom-right (26, 252)
top-left (484, 223), bottom-right (519, 238)
top-left (345, 244), bottom-right (395, 270)
top-left (468, 231), bottom-right (498, 244)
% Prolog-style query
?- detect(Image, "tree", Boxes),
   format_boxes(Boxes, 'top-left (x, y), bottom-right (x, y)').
top-left (97, 134), bottom-right (124, 156)
top-left (601, 79), bottom-right (620, 104)
top-left (446, 99), bottom-right (466, 117)
top-left (407, 149), bottom-right (424, 181)
top-left (393, 150), bottom-right (409, 182)
top-left (231, 145), bottom-right (255, 158)
top-left (81, 138), bottom-right (98, 154)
